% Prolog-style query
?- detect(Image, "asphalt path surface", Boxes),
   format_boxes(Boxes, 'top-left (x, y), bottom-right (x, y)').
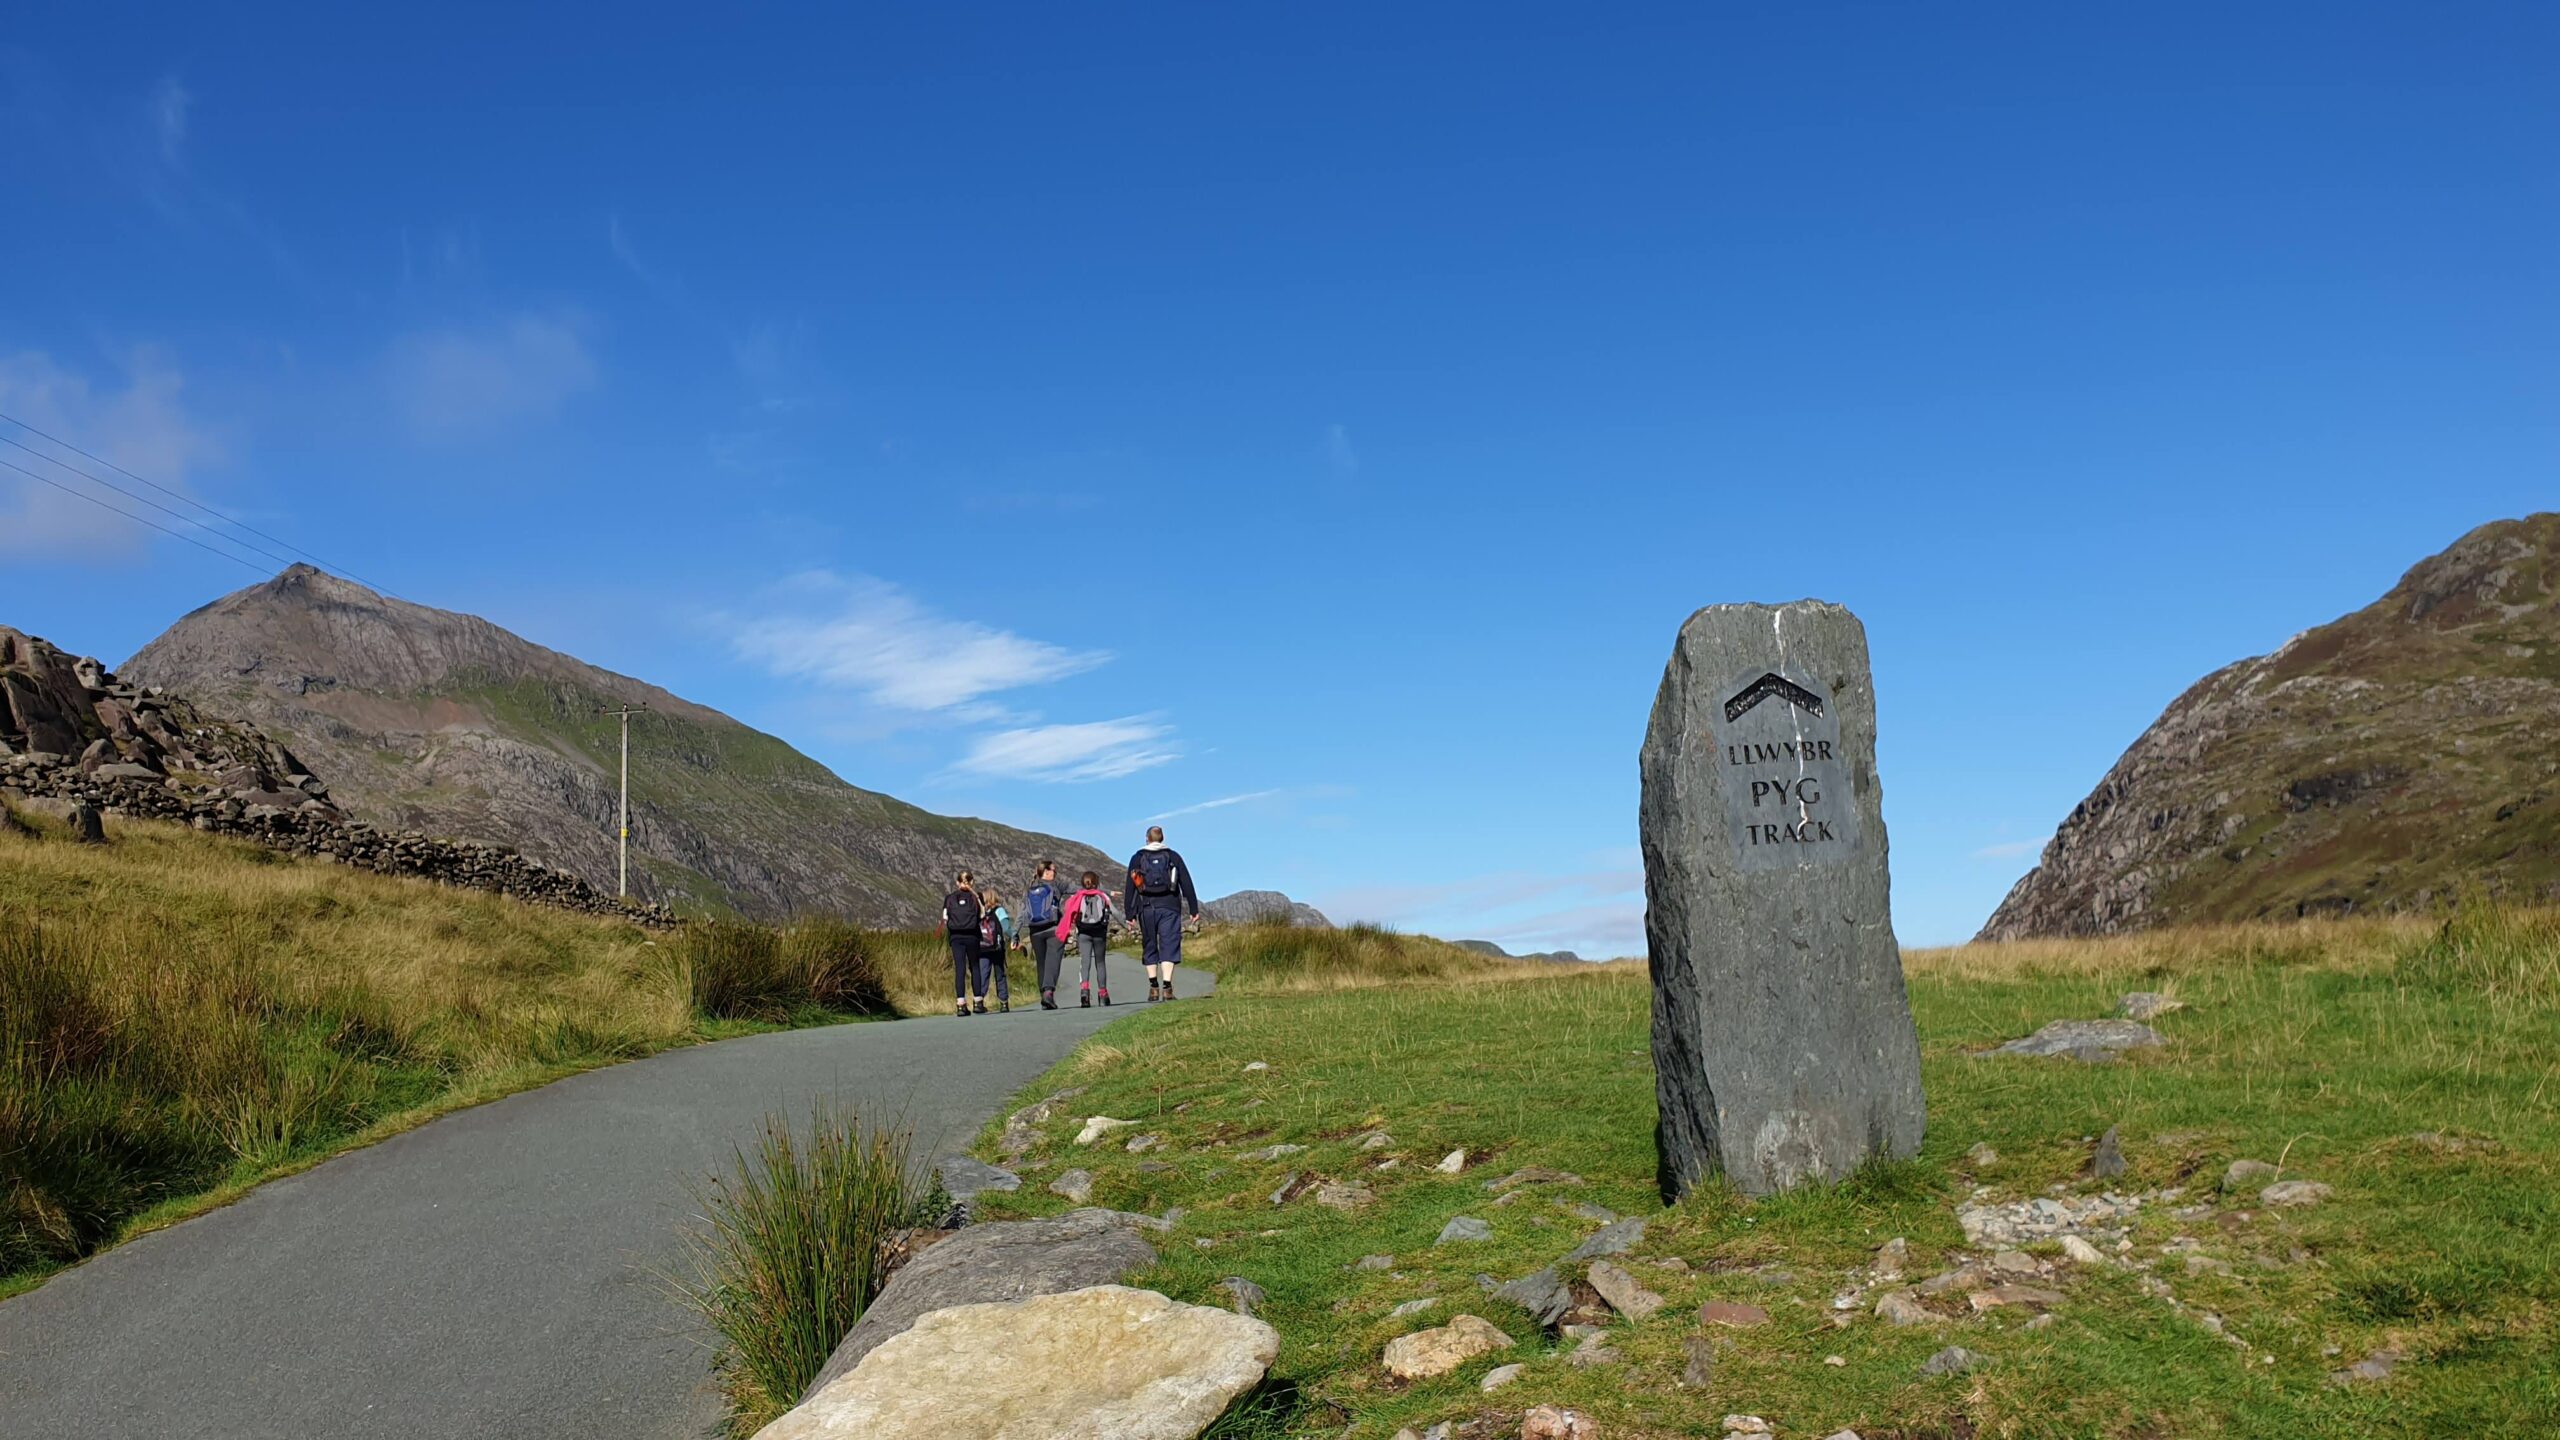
top-left (0, 971), bottom-right (1213, 1440)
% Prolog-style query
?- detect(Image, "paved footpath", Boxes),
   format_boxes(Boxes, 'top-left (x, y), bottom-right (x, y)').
top-left (0, 974), bottom-right (1212, 1440)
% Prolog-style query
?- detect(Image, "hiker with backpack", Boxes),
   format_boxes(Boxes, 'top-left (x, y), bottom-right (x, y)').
top-left (1054, 869), bottom-right (1117, 1006)
top-left (973, 889), bottom-right (1015, 1013)
top-left (1122, 825), bottom-right (1201, 1002)
top-left (941, 870), bottom-right (982, 1019)
top-left (1024, 861), bottom-right (1067, 1010)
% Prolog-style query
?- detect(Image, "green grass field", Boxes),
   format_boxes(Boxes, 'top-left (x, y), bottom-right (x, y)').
top-left (968, 911), bottom-right (2560, 1438)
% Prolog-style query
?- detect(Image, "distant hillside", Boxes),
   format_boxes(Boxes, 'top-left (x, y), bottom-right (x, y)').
top-left (1980, 513), bottom-right (2560, 939)
top-left (1454, 939), bottom-right (1587, 965)
top-left (1201, 889), bottom-right (1331, 928)
top-left (122, 566), bottom-right (1113, 924)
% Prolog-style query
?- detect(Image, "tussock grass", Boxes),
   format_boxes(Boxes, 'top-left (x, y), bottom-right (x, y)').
top-left (973, 911), bottom-right (2560, 1437)
top-left (683, 919), bottom-right (891, 1020)
top-left (679, 1101), bottom-right (926, 1437)
top-left (0, 808), bottom-right (894, 1292)
top-left (1192, 922), bottom-right (1580, 995)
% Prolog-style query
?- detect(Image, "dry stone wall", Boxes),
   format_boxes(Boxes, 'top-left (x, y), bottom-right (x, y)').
top-left (1, 625), bottom-right (669, 926)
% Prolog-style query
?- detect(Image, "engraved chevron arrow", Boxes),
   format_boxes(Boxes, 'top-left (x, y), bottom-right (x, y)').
top-left (1723, 672), bottom-right (1825, 723)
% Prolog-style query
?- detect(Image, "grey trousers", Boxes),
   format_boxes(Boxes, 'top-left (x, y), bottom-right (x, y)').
top-left (1031, 930), bottom-right (1064, 993)
top-left (1075, 932), bottom-right (1109, 991)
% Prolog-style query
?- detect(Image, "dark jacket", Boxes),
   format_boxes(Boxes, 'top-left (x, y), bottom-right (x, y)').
top-left (1123, 844), bottom-right (1200, 916)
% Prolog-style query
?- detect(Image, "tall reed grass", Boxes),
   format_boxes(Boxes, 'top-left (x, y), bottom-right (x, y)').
top-left (678, 1101), bottom-right (925, 1436)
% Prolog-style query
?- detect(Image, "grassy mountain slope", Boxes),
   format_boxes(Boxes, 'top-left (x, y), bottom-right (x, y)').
top-left (1981, 513), bottom-right (2560, 939)
top-left (121, 566), bottom-right (1113, 924)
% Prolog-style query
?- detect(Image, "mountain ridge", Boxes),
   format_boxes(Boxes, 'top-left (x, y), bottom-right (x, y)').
top-left (1979, 513), bottom-right (2560, 939)
top-left (123, 565), bottom-right (1115, 924)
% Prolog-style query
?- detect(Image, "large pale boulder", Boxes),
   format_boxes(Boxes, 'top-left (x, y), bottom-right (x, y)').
top-left (758, 1286), bottom-right (1276, 1440)
top-left (800, 1209), bottom-right (1158, 1399)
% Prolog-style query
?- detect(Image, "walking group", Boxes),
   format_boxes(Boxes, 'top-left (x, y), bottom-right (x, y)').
top-left (940, 825), bottom-right (1203, 1016)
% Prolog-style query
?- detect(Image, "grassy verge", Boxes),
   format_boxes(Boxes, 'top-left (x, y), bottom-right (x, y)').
top-left (967, 909), bottom-right (2560, 1437)
top-left (0, 807), bottom-right (904, 1295)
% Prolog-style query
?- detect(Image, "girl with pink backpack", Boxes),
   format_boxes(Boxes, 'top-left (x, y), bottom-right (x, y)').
top-left (1054, 869), bottom-right (1117, 1007)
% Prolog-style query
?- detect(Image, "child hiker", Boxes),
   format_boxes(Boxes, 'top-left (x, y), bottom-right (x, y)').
top-left (1055, 869), bottom-right (1117, 1006)
top-left (973, 889), bottom-right (1015, 1013)
top-left (1024, 861), bottom-right (1066, 1010)
top-left (941, 869), bottom-right (981, 1019)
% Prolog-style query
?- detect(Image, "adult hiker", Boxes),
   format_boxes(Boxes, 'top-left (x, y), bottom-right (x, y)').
top-left (1121, 825), bottom-right (1200, 1002)
top-left (941, 869), bottom-right (981, 1019)
top-left (1024, 861), bottom-right (1066, 1010)
top-left (1055, 868), bottom-right (1117, 1006)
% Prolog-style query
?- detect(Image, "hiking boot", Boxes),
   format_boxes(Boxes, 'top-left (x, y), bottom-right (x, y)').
top-left (1100, 990), bottom-right (1112, 1006)
top-left (972, 1000), bottom-right (988, 1014)
top-left (1162, 978), bottom-right (1175, 1001)
top-left (1041, 990), bottom-right (1057, 1010)
top-left (1079, 987), bottom-right (1091, 1008)
top-left (956, 1001), bottom-right (970, 1018)
top-left (999, 998), bottom-right (1011, 1013)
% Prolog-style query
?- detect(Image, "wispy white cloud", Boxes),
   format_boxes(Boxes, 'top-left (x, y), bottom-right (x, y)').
top-left (1146, 789), bottom-right (1284, 823)
top-left (385, 313), bottom-right (596, 442)
top-left (1325, 423), bottom-right (1358, 478)
top-left (0, 347), bottom-right (221, 559)
top-left (955, 717), bottom-right (1178, 782)
top-left (1969, 837), bottom-right (2048, 861)
top-left (150, 76), bottom-right (190, 165)
top-left (731, 572), bottom-right (1111, 712)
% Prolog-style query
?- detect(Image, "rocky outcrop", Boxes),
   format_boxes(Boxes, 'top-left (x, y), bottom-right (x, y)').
top-left (761, 1286), bottom-right (1277, 1440)
top-left (1455, 939), bottom-right (1587, 964)
top-left (1, 627), bottom-right (666, 924)
top-left (1199, 889), bottom-right (1330, 928)
top-left (1980, 514), bottom-right (2560, 939)
top-left (121, 565), bottom-right (1116, 924)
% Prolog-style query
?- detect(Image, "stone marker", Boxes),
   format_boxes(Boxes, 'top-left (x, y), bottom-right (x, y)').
top-left (1640, 601), bottom-right (1925, 1198)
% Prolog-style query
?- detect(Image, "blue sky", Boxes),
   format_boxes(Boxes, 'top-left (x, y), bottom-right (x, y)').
top-left (3, 3), bottom-right (2552, 951)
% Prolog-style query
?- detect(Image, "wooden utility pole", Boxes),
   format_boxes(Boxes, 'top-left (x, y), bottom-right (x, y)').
top-left (599, 704), bottom-right (648, 897)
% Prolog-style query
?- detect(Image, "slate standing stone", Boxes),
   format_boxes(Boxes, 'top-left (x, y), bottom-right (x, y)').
top-left (1641, 601), bottom-right (1925, 1198)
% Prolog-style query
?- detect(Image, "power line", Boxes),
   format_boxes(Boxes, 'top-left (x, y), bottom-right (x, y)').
top-left (0, 433), bottom-right (310, 574)
top-left (0, 456), bottom-right (273, 577)
top-left (0, 409), bottom-right (398, 595)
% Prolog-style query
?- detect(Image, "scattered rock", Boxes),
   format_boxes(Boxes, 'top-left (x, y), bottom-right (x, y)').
top-left (1267, 1173), bottom-right (1312, 1207)
top-left (2021, 1312), bottom-right (2057, 1331)
top-left (1913, 1267), bottom-right (1984, 1297)
top-left (1312, 1180), bottom-right (1373, 1211)
top-left (2117, 992), bottom-right (2185, 1021)
top-left (800, 1210), bottom-right (1161, 1398)
top-left (935, 1156), bottom-right (1021, 1205)
top-left (1381, 1314), bottom-right (1513, 1380)
top-left (1481, 1362), bottom-right (1524, 1392)
top-left (1698, 1298), bottom-right (1769, 1328)
top-left (1523, 1406), bottom-right (1599, 1440)
top-left (2261, 1180), bottom-right (2332, 1208)
top-left (1587, 1260), bottom-right (1665, 1321)
top-left (1493, 1267), bottom-right (1602, 1331)
top-left (764, 1285), bottom-right (1276, 1440)
top-left (1874, 1235), bottom-right (1909, 1277)
top-left (1989, 1250), bottom-right (2041, 1275)
top-left (1920, 1345), bottom-right (1987, 1377)
top-left (1075, 1117), bottom-right (1136, 1146)
top-left (1723, 1417), bottom-right (1773, 1436)
top-left (1874, 1291), bottom-right (1935, 1326)
top-left (1567, 1331), bottom-right (1622, 1367)
top-left (1048, 1169), bottom-right (1094, 1204)
top-left (1967, 1285), bottom-right (2064, 1313)
top-left (1217, 1276), bottom-right (1266, 1319)
top-left (1243, 1061), bottom-right (1268, 1072)
top-left (1359, 1131), bottom-right (1395, 1150)
top-left (1565, 1202), bottom-right (1621, 1224)
top-left (1242, 1143), bottom-right (1305, 1162)
top-left (1823, 1354), bottom-right (1847, 1367)
top-left (2221, 1159), bottom-right (2278, 1192)
top-left (1390, 1298), bottom-right (1439, 1319)
top-left (1679, 1334), bottom-right (1718, 1387)
top-left (1355, 1254), bottom-right (1396, 1271)
top-left (1125, 1134), bottom-right (1163, 1155)
top-left (1435, 1149), bottom-right (1468, 1174)
top-left (1987, 1019), bottom-right (2166, 1062)
top-left (1437, 1216), bottom-right (1493, 1245)
top-left (2092, 1125), bottom-right (2127, 1179)
top-left (2330, 1347), bottom-right (2403, 1385)
top-left (1562, 1218), bottom-right (1646, 1263)
top-left (1956, 1191), bottom-right (2147, 1248)
top-left (1965, 1142), bottom-right (1999, 1167)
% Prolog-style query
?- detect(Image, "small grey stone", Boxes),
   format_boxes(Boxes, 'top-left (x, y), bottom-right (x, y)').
top-left (1874, 1291), bottom-right (1934, 1326)
top-left (1494, 1267), bottom-right (1576, 1329)
top-left (2118, 991), bottom-right (2185, 1021)
top-left (2260, 1180), bottom-right (2333, 1208)
top-left (1562, 1217), bottom-right (1645, 1263)
top-left (1216, 1276), bottom-right (1266, 1319)
top-left (2223, 1159), bottom-right (2280, 1192)
top-left (1358, 1131), bottom-right (1394, 1150)
top-left (1480, 1362), bottom-right (1525, 1392)
top-left (2092, 1125), bottom-right (2127, 1179)
top-left (1436, 1216), bottom-right (1493, 1245)
top-left (1679, 1334), bottom-right (1717, 1388)
top-left (1267, 1172), bottom-right (1305, 1206)
top-left (1354, 1254), bottom-right (1396, 1270)
top-left (1920, 1345), bottom-right (1987, 1376)
top-left (1242, 1143), bottom-right (1305, 1162)
top-left (1966, 1142), bottom-right (1999, 1167)
top-left (1989, 1019), bottom-right (2166, 1061)
top-left (1125, 1134), bottom-right (1163, 1154)
top-left (1390, 1297), bottom-right (1438, 1318)
top-left (935, 1155), bottom-right (1021, 1205)
top-left (1565, 1202), bottom-right (1621, 1224)
top-left (1048, 1168), bottom-right (1094, 1204)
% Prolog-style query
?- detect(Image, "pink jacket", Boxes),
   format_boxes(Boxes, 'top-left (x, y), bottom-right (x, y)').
top-left (1054, 887), bottom-right (1112, 943)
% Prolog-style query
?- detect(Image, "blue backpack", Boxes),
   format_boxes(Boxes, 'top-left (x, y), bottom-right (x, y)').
top-left (1026, 882), bottom-right (1057, 926)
